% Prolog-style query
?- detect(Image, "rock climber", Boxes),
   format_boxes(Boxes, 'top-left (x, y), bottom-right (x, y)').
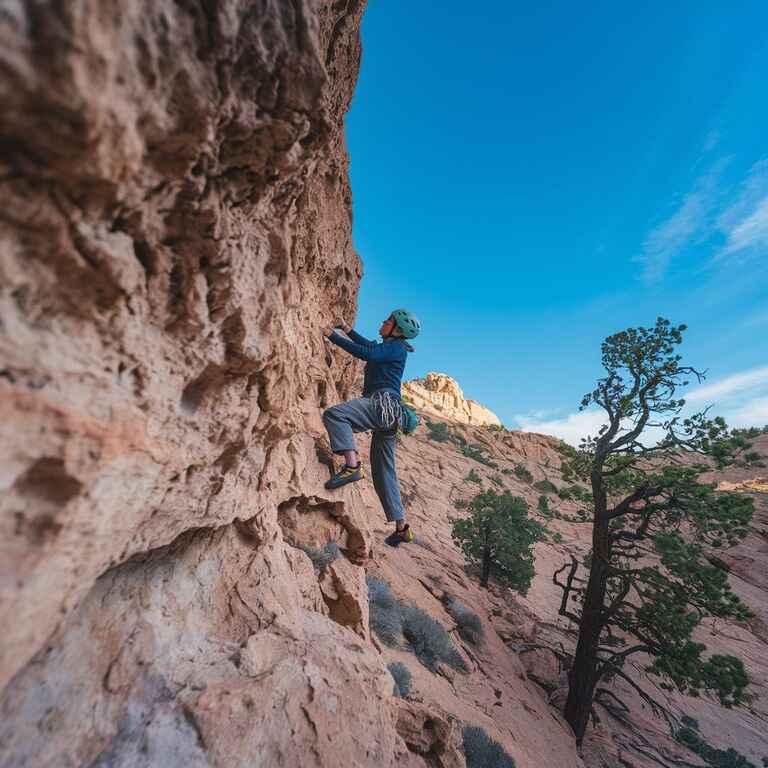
top-left (321, 309), bottom-right (420, 546)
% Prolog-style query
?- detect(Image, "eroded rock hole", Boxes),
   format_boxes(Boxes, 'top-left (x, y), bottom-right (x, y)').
top-left (277, 495), bottom-right (348, 552)
top-left (180, 364), bottom-right (227, 414)
top-left (15, 457), bottom-right (82, 504)
top-left (132, 239), bottom-right (154, 276)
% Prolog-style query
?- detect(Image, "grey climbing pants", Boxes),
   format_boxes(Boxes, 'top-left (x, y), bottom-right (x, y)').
top-left (321, 390), bottom-right (405, 522)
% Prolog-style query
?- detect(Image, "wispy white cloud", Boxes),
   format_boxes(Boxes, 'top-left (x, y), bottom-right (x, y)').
top-left (513, 409), bottom-right (609, 447)
top-left (722, 396), bottom-right (768, 427)
top-left (720, 195), bottom-right (768, 257)
top-left (743, 308), bottom-right (768, 329)
top-left (636, 166), bottom-right (721, 285)
top-left (714, 158), bottom-right (768, 263)
top-left (635, 156), bottom-right (768, 283)
top-left (686, 365), bottom-right (768, 404)
top-left (702, 129), bottom-right (720, 153)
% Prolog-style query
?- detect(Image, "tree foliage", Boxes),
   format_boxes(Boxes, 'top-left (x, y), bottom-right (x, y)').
top-left (452, 490), bottom-right (544, 591)
top-left (553, 318), bottom-right (755, 743)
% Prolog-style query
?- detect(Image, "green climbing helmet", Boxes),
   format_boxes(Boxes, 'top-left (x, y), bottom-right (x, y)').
top-left (390, 308), bottom-right (421, 339)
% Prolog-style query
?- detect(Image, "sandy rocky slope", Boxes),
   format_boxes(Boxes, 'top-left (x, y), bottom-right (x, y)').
top-left (1, 1), bottom-right (766, 766)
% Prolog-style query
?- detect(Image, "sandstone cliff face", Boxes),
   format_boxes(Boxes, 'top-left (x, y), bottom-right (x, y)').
top-left (403, 372), bottom-right (502, 427)
top-left (0, 1), bottom-right (427, 765)
top-left (0, 3), bottom-right (579, 766)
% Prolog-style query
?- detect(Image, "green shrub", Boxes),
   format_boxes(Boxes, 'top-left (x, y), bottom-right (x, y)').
top-left (558, 484), bottom-right (592, 502)
top-left (462, 726), bottom-right (516, 768)
top-left (300, 542), bottom-right (339, 574)
top-left (461, 443), bottom-right (497, 467)
top-left (387, 661), bottom-right (412, 698)
top-left (680, 715), bottom-right (699, 730)
top-left (513, 464), bottom-right (533, 484)
top-left (425, 419), bottom-right (451, 442)
top-left (733, 426), bottom-right (768, 438)
top-left (490, 474), bottom-right (503, 487)
top-left (500, 468), bottom-right (513, 475)
top-left (742, 451), bottom-right (765, 467)
top-left (675, 720), bottom-right (757, 768)
top-left (400, 604), bottom-right (467, 672)
top-left (485, 424), bottom-right (504, 432)
top-left (367, 577), bottom-right (402, 646)
top-left (533, 479), bottom-right (558, 494)
top-left (445, 597), bottom-right (484, 645)
top-left (551, 532), bottom-right (563, 543)
top-left (537, 495), bottom-right (552, 517)
top-left (466, 469), bottom-right (482, 484)
top-left (454, 499), bottom-right (470, 509)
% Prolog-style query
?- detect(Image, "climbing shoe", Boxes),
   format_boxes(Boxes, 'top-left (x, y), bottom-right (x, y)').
top-left (324, 462), bottom-right (364, 490)
top-left (384, 524), bottom-right (414, 547)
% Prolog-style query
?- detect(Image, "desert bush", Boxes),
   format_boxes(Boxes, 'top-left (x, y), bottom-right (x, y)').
top-left (733, 425), bottom-right (768, 438)
top-left (445, 597), bottom-right (484, 645)
top-left (513, 464), bottom-right (533, 484)
top-left (462, 726), bottom-right (516, 768)
top-left (675, 720), bottom-right (757, 768)
top-left (537, 495), bottom-right (552, 517)
top-left (533, 479), bottom-right (558, 494)
top-left (400, 604), bottom-right (467, 672)
top-left (500, 468), bottom-right (513, 475)
top-left (425, 419), bottom-right (451, 443)
top-left (387, 661), bottom-right (412, 698)
top-left (461, 443), bottom-right (498, 467)
top-left (490, 474), bottom-right (503, 487)
top-left (300, 542), bottom-right (339, 574)
top-left (485, 424), bottom-right (504, 432)
top-left (558, 483), bottom-right (592, 502)
top-left (367, 577), bottom-right (402, 646)
top-left (465, 469), bottom-right (482, 484)
top-left (742, 451), bottom-right (766, 467)
top-left (454, 499), bottom-right (470, 509)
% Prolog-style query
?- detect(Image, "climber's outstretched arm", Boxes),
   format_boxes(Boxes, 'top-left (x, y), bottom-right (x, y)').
top-left (346, 328), bottom-right (376, 346)
top-left (327, 330), bottom-right (402, 362)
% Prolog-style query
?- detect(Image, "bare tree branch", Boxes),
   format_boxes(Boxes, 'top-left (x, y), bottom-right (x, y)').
top-left (553, 556), bottom-right (582, 625)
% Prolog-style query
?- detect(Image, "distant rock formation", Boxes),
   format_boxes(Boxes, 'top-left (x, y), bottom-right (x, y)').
top-left (718, 477), bottom-right (768, 493)
top-left (403, 372), bottom-right (502, 427)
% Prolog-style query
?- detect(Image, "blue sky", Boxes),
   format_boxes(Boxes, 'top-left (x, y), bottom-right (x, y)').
top-left (345, 1), bottom-right (768, 443)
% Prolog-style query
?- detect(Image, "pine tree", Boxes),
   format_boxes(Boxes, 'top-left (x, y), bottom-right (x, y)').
top-left (452, 490), bottom-right (544, 591)
top-left (553, 318), bottom-right (755, 743)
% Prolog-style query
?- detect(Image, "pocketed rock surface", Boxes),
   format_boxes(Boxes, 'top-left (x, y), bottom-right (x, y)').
top-left (1, 2), bottom-right (766, 767)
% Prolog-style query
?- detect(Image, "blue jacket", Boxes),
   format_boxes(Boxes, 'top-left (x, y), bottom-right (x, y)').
top-left (328, 328), bottom-right (410, 398)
